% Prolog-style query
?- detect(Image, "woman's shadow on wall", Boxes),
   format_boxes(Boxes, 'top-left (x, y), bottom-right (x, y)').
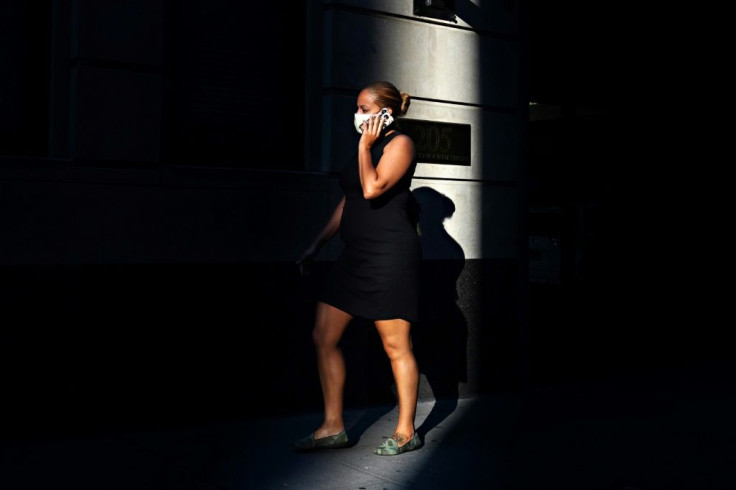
top-left (411, 186), bottom-right (468, 440)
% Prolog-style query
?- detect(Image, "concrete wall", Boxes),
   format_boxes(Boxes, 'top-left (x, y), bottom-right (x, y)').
top-left (315, 1), bottom-right (524, 262)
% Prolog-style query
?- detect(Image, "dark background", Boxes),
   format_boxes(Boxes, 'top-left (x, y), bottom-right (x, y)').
top-left (0, 1), bottom-right (724, 442)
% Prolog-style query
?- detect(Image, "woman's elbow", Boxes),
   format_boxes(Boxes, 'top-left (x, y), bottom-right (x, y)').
top-left (362, 186), bottom-right (383, 200)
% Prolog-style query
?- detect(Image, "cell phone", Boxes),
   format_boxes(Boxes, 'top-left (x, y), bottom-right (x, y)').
top-left (377, 107), bottom-right (394, 128)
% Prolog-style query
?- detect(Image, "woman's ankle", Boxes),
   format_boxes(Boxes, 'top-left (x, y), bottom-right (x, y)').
top-left (391, 429), bottom-right (416, 446)
top-left (315, 424), bottom-right (344, 439)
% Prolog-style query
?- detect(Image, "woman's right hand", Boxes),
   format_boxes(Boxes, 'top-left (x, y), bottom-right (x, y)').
top-left (296, 243), bottom-right (320, 276)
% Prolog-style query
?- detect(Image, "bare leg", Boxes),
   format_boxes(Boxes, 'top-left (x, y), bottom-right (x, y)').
top-left (312, 301), bottom-right (353, 439)
top-left (375, 319), bottom-right (419, 446)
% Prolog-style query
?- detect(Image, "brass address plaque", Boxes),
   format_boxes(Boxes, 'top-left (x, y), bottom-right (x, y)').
top-left (400, 118), bottom-right (471, 166)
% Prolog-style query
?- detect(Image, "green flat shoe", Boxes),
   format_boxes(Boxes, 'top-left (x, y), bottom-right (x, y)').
top-left (373, 432), bottom-right (422, 456)
top-left (290, 429), bottom-right (349, 452)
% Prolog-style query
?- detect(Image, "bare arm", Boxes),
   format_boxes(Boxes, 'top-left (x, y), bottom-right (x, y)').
top-left (296, 195), bottom-right (346, 274)
top-left (358, 117), bottom-right (415, 200)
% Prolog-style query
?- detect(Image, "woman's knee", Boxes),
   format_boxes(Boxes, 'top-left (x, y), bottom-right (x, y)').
top-left (381, 337), bottom-right (412, 360)
top-left (312, 323), bottom-right (338, 348)
top-left (312, 317), bottom-right (346, 349)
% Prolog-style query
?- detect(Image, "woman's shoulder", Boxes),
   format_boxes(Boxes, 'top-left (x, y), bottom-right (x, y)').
top-left (385, 128), bottom-right (406, 138)
top-left (384, 130), bottom-right (415, 149)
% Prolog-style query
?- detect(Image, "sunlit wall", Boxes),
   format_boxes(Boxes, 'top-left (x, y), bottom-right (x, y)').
top-left (314, 0), bottom-right (522, 262)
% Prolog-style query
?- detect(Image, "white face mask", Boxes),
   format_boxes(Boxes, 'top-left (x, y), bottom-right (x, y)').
top-left (353, 108), bottom-right (394, 134)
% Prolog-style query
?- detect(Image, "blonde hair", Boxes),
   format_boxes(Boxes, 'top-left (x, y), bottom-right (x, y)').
top-left (364, 81), bottom-right (411, 116)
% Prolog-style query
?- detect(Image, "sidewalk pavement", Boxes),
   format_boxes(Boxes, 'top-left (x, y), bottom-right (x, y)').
top-left (1, 362), bottom-right (734, 490)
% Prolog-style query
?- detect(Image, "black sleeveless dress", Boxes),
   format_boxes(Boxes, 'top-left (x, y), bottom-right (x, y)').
top-left (320, 130), bottom-right (422, 323)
